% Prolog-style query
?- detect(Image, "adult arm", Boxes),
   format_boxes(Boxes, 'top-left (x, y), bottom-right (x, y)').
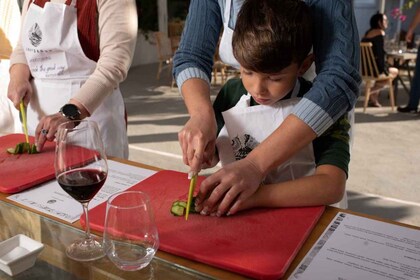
top-left (406, 7), bottom-right (420, 42)
top-left (8, 0), bottom-right (32, 108)
top-left (72, 0), bottom-right (137, 115)
top-left (173, 0), bottom-right (223, 174)
top-left (197, 0), bottom-right (360, 216)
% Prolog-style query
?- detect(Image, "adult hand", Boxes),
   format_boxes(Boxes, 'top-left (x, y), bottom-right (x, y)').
top-left (195, 157), bottom-right (264, 217)
top-left (35, 113), bottom-right (69, 152)
top-left (7, 77), bottom-right (33, 109)
top-left (406, 29), bottom-right (414, 43)
top-left (178, 114), bottom-right (217, 174)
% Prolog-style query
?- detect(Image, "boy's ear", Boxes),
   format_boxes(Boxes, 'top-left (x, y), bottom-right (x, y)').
top-left (298, 54), bottom-right (314, 76)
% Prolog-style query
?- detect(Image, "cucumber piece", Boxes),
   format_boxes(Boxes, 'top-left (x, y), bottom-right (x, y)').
top-left (29, 144), bottom-right (38, 154)
top-left (171, 198), bottom-right (198, 217)
top-left (174, 201), bottom-right (187, 208)
top-left (21, 142), bottom-right (30, 153)
top-left (6, 147), bottom-right (16, 154)
top-left (171, 204), bottom-right (185, 216)
top-left (14, 143), bottom-right (23, 154)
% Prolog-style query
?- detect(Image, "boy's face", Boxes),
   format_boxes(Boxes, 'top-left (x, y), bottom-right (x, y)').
top-left (240, 62), bottom-right (301, 106)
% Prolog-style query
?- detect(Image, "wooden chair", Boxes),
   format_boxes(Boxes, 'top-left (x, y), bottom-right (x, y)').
top-left (360, 42), bottom-right (395, 112)
top-left (153, 32), bottom-right (175, 86)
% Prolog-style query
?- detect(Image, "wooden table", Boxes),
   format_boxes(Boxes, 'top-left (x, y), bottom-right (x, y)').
top-left (1, 158), bottom-right (419, 279)
top-left (387, 50), bottom-right (417, 98)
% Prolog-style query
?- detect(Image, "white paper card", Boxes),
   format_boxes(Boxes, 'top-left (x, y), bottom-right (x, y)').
top-left (289, 212), bottom-right (420, 280)
top-left (7, 160), bottom-right (156, 223)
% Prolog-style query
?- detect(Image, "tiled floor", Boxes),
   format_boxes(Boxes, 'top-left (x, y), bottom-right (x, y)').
top-left (121, 63), bottom-right (420, 226)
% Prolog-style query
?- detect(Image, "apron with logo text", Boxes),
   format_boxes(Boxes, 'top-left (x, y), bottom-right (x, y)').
top-left (216, 81), bottom-right (317, 184)
top-left (21, 0), bottom-right (128, 158)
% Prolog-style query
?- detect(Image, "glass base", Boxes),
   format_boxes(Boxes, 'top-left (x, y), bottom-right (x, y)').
top-left (66, 237), bottom-right (105, 262)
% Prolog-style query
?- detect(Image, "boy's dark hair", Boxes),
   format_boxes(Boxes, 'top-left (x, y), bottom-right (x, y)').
top-left (232, 0), bottom-right (313, 74)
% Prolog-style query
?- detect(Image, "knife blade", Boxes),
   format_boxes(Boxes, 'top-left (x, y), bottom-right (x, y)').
top-left (19, 101), bottom-right (29, 143)
top-left (185, 174), bottom-right (197, 221)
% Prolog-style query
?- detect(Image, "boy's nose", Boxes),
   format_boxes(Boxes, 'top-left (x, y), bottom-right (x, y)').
top-left (251, 78), bottom-right (267, 96)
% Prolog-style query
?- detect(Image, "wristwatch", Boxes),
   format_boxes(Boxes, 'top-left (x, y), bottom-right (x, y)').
top-left (59, 104), bottom-right (81, 120)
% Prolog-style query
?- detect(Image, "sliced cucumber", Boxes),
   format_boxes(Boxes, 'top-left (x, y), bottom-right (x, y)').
top-left (170, 198), bottom-right (198, 217)
top-left (6, 142), bottom-right (38, 155)
top-left (171, 204), bottom-right (185, 216)
top-left (29, 144), bottom-right (38, 154)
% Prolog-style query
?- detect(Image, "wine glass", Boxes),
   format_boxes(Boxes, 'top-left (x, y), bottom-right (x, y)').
top-left (103, 191), bottom-right (159, 271)
top-left (55, 120), bottom-right (108, 261)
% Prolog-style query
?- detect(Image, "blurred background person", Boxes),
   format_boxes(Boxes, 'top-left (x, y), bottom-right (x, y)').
top-left (361, 12), bottom-right (398, 107)
top-left (398, 7), bottom-right (420, 113)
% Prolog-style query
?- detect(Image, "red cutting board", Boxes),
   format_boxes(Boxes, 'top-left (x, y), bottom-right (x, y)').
top-left (0, 133), bottom-right (56, 193)
top-left (84, 170), bottom-right (325, 279)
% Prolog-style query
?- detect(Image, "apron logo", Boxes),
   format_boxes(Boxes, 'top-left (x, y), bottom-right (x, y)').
top-left (231, 134), bottom-right (259, 160)
top-left (29, 23), bottom-right (42, 47)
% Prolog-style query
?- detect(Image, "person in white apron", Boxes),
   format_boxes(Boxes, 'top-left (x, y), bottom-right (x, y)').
top-left (8, 0), bottom-right (137, 158)
top-left (194, 0), bottom-right (349, 216)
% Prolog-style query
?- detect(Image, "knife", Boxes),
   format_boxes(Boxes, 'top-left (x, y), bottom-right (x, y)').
top-left (20, 101), bottom-right (29, 143)
top-left (185, 173), bottom-right (197, 221)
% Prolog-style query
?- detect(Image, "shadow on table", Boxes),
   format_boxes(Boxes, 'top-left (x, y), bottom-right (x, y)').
top-left (347, 191), bottom-right (413, 222)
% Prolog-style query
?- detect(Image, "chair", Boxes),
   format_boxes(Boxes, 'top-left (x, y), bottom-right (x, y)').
top-left (153, 32), bottom-right (175, 86)
top-left (360, 42), bottom-right (395, 112)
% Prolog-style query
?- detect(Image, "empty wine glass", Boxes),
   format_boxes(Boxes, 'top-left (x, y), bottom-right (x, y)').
top-left (55, 120), bottom-right (108, 261)
top-left (103, 191), bottom-right (159, 271)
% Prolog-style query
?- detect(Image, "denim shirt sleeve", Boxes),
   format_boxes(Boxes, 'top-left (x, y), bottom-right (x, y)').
top-left (174, 0), bottom-right (361, 136)
top-left (295, 0), bottom-right (361, 135)
top-left (173, 0), bottom-right (222, 86)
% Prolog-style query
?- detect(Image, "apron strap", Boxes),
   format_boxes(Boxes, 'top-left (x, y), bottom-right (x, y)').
top-left (65, 0), bottom-right (77, 7)
top-left (30, 0), bottom-right (76, 8)
top-left (224, 0), bottom-right (232, 29)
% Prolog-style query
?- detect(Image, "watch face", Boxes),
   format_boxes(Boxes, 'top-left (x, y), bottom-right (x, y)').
top-left (61, 104), bottom-right (80, 120)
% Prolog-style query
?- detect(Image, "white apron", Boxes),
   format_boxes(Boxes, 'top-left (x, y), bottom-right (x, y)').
top-left (216, 81), bottom-right (316, 184)
top-left (218, 0), bottom-right (240, 69)
top-left (21, 0), bottom-right (128, 158)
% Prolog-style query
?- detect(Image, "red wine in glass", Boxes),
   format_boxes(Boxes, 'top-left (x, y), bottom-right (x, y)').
top-left (57, 169), bottom-right (107, 203)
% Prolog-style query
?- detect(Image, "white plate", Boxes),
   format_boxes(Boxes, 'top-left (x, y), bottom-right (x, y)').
top-left (0, 234), bottom-right (44, 276)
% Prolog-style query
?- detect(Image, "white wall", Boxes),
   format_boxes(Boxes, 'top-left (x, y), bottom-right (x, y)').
top-left (131, 0), bottom-right (167, 67)
top-left (131, 32), bottom-right (159, 67)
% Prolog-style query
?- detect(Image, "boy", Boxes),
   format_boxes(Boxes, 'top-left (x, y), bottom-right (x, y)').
top-left (195, 0), bottom-right (350, 216)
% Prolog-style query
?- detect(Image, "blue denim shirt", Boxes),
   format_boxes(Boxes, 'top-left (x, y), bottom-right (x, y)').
top-left (173, 0), bottom-right (361, 136)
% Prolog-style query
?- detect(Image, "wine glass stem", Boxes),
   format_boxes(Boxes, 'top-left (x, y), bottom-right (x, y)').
top-left (82, 202), bottom-right (92, 239)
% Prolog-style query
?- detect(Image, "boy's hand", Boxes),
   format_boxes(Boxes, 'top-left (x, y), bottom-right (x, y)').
top-left (195, 157), bottom-right (263, 216)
